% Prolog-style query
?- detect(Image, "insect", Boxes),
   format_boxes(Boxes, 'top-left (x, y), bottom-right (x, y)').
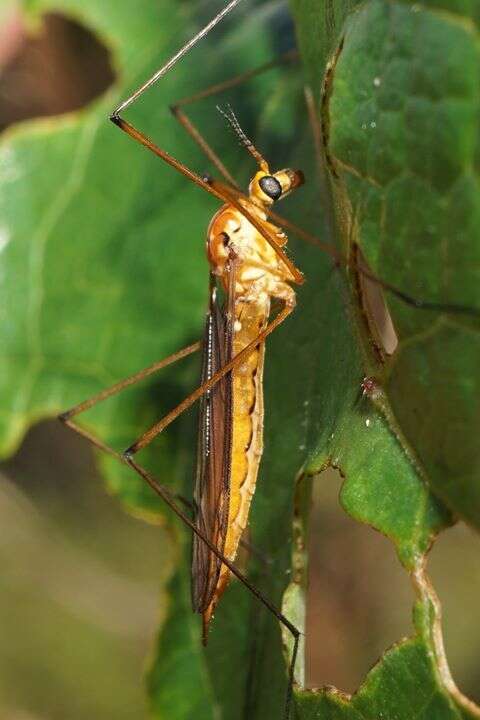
top-left (58, 0), bottom-right (480, 717)
top-left (59, 1), bottom-right (305, 715)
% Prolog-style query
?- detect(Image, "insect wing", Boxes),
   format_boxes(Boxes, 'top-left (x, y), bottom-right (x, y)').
top-left (191, 275), bottom-right (234, 613)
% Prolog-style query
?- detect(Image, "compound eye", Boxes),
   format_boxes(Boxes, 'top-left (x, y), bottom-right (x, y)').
top-left (259, 175), bottom-right (282, 201)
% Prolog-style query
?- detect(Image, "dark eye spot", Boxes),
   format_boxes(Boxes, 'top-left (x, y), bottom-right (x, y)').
top-left (259, 175), bottom-right (282, 200)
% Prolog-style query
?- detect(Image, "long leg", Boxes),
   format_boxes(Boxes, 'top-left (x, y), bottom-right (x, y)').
top-left (163, 52), bottom-right (342, 271)
top-left (124, 298), bottom-right (295, 457)
top-left (110, 3), bottom-right (304, 286)
top-left (60, 404), bottom-right (300, 720)
top-left (57, 284), bottom-right (299, 700)
top-left (168, 83), bottom-right (351, 280)
top-left (170, 49), bottom-right (298, 188)
top-left (165, 58), bottom-right (343, 266)
top-left (165, 53), bottom-right (338, 274)
top-left (110, 116), bottom-right (304, 286)
top-left (59, 342), bottom-right (200, 422)
top-left (113, 0), bottom-right (244, 116)
top-left (58, 333), bottom-right (268, 563)
top-left (58, 343), bottom-right (203, 555)
top-left (127, 454), bottom-right (301, 719)
top-left (58, 340), bottom-right (201, 492)
top-left (165, 48), bottom-right (339, 271)
top-left (173, 82), bottom-right (344, 265)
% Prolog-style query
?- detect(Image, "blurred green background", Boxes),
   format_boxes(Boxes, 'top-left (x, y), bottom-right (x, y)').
top-left (0, 2), bottom-right (479, 718)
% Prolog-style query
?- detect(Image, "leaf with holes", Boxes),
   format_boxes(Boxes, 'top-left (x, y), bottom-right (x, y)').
top-left (287, 0), bottom-right (480, 718)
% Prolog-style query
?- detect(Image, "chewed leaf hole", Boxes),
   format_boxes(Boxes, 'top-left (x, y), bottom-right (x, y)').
top-left (0, 10), bottom-right (115, 132)
top-left (356, 249), bottom-right (398, 357)
top-left (305, 467), bottom-right (412, 692)
top-left (429, 522), bottom-right (480, 703)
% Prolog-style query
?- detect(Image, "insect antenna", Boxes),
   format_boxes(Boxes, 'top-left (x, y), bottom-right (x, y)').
top-left (217, 103), bottom-right (269, 172)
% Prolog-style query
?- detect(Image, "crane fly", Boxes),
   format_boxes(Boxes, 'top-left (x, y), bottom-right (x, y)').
top-left (59, 1), bottom-right (304, 714)
top-left (58, 0), bottom-right (480, 717)
top-left (189, 114), bottom-right (304, 637)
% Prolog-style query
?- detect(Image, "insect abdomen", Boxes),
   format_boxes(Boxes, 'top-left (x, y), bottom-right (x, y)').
top-left (202, 301), bottom-right (267, 629)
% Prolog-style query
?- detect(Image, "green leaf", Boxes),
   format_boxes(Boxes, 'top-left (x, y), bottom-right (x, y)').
top-left (322, 0), bottom-right (480, 530)
top-left (1, 0), bottom-right (314, 717)
top-left (287, 0), bottom-right (480, 718)
top-left (1, 1), bottom-right (479, 719)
